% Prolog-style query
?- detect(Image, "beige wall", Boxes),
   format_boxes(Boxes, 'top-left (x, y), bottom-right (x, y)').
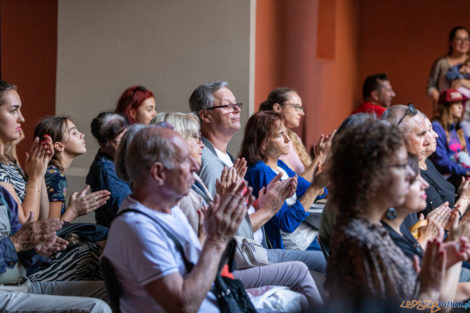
top-left (57, 0), bottom-right (254, 179)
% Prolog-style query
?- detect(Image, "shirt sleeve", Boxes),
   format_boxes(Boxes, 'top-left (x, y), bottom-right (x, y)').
top-left (245, 162), bottom-right (309, 233)
top-left (427, 58), bottom-right (444, 96)
top-left (45, 167), bottom-right (67, 203)
top-left (429, 122), bottom-right (468, 177)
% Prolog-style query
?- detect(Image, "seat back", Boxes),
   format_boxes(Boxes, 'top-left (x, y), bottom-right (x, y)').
top-left (100, 256), bottom-right (122, 313)
top-left (318, 236), bottom-right (330, 259)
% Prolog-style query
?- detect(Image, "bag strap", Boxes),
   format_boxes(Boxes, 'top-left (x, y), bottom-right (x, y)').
top-left (117, 208), bottom-right (194, 272)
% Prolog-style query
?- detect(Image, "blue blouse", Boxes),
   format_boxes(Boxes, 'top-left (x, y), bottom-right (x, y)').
top-left (86, 152), bottom-right (131, 227)
top-left (244, 160), bottom-right (327, 249)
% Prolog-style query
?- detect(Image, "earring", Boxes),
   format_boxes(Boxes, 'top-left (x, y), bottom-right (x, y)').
top-left (386, 207), bottom-right (397, 220)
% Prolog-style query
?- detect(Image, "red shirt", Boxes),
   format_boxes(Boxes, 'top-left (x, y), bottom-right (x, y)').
top-left (351, 101), bottom-right (386, 117)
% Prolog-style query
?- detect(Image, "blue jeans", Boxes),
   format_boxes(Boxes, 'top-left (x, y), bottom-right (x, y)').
top-left (266, 248), bottom-right (327, 273)
top-left (0, 280), bottom-right (111, 313)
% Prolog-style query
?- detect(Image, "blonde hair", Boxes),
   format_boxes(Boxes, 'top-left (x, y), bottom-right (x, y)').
top-left (150, 112), bottom-right (200, 140)
top-left (287, 129), bottom-right (311, 167)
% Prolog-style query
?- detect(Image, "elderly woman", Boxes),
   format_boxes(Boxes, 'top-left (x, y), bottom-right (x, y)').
top-left (427, 26), bottom-right (470, 113)
top-left (86, 112), bottom-right (131, 227)
top-left (240, 111), bottom-right (327, 251)
top-left (326, 118), bottom-right (448, 302)
top-left (259, 87), bottom-right (333, 181)
top-left (115, 85), bottom-right (157, 124)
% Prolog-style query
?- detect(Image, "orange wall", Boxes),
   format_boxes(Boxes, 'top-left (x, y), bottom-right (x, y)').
top-left (358, 0), bottom-right (470, 118)
top-left (1, 0), bottom-right (57, 162)
top-left (255, 0), bottom-right (359, 149)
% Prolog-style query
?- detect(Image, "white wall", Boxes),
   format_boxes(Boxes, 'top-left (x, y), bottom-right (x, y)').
top-left (57, 0), bottom-right (255, 181)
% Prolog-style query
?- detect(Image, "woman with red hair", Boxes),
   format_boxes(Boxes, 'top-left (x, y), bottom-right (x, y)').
top-left (115, 85), bottom-right (157, 124)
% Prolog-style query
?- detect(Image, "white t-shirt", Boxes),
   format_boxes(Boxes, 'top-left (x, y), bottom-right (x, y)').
top-left (214, 148), bottom-right (234, 167)
top-left (103, 197), bottom-right (219, 313)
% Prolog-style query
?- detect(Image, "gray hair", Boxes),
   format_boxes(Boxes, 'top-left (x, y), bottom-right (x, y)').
top-left (381, 104), bottom-right (423, 133)
top-left (150, 112), bottom-right (200, 140)
top-left (115, 123), bottom-right (146, 182)
top-left (125, 126), bottom-right (177, 184)
top-left (188, 81), bottom-right (228, 112)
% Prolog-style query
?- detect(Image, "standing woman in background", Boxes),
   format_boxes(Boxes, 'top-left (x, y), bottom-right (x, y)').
top-left (427, 26), bottom-right (470, 114)
top-left (259, 87), bottom-right (332, 182)
top-left (115, 85), bottom-right (157, 124)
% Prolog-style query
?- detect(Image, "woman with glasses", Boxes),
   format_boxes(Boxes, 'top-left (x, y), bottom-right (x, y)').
top-left (326, 118), bottom-right (451, 303)
top-left (86, 112), bottom-right (131, 227)
top-left (115, 85), bottom-right (157, 124)
top-left (427, 26), bottom-right (470, 114)
top-left (430, 89), bottom-right (470, 185)
top-left (259, 87), bottom-right (333, 182)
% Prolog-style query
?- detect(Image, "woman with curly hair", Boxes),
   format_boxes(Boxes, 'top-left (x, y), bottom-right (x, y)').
top-left (326, 118), bottom-right (452, 302)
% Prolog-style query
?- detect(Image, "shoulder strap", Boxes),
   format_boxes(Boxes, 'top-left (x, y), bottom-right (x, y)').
top-left (117, 208), bottom-right (194, 272)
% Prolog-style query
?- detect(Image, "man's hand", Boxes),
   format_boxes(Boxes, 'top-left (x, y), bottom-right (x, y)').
top-left (204, 184), bottom-right (248, 247)
top-left (35, 236), bottom-right (68, 257)
top-left (10, 213), bottom-right (64, 253)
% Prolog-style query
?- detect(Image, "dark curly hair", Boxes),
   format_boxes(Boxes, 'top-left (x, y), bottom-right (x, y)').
top-left (329, 119), bottom-right (405, 218)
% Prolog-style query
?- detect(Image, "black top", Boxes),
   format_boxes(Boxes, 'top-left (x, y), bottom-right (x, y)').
top-left (421, 159), bottom-right (455, 216)
top-left (383, 221), bottom-right (424, 263)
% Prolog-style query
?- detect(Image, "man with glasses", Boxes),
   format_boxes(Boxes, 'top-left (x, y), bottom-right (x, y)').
top-left (352, 73), bottom-right (396, 117)
top-left (188, 81), bottom-right (327, 276)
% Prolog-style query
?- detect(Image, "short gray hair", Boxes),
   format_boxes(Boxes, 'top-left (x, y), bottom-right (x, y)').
top-left (125, 126), bottom-right (177, 184)
top-left (115, 123), bottom-right (146, 182)
top-left (188, 81), bottom-right (228, 112)
top-left (381, 104), bottom-right (423, 133)
top-left (150, 112), bottom-right (200, 140)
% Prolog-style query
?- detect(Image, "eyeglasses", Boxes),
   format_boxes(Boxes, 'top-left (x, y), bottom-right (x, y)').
top-left (397, 103), bottom-right (417, 125)
top-left (454, 37), bottom-right (470, 43)
top-left (192, 132), bottom-right (202, 144)
top-left (286, 103), bottom-right (304, 112)
top-left (387, 163), bottom-right (408, 169)
top-left (206, 102), bottom-right (243, 112)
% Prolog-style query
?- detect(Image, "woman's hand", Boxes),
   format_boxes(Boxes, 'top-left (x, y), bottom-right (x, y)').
top-left (24, 136), bottom-right (54, 180)
top-left (233, 158), bottom-right (247, 179)
top-left (458, 177), bottom-right (470, 202)
top-left (215, 167), bottom-right (243, 196)
top-left (313, 130), bottom-right (335, 165)
top-left (255, 173), bottom-right (297, 215)
top-left (417, 203), bottom-right (451, 245)
top-left (63, 185), bottom-right (110, 221)
top-left (419, 237), bottom-right (446, 301)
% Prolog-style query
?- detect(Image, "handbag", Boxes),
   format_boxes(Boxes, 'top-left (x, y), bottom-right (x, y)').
top-left (234, 236), bottom-right (269, 269)
top-left (119, 209), bottom-right (256, 313)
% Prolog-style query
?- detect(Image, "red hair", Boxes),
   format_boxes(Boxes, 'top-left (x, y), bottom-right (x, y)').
top-left (115, 85), bottom-right (155, 123)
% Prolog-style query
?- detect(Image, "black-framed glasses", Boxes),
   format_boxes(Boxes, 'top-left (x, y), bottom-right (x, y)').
top-left (397, 103), bottom-right (417, 125)
top-left (286, 103), bottom-right (304, 112)
top-left (205, 102), bottom-right (243, 111)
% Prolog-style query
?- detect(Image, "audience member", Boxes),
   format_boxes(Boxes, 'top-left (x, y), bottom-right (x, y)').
top-left (189, 81), bottom-right (326, 273)
top-left (87, 112), bottom-right (131, 227)
top-left (430, 89), bottom-right (470, 184)
top-left (428, 26), bottom-right (470, 114)
top-left (0, 80), bottom-right (53, 223)
top-left (0, 184), bottom-right (111, 312)
top-left (33, 116), bottom-right (110, 221)
top-left (259, 87), bottom-right (333, 181)
top-left (104, 126), bottom-right (250, 312)
top-left (115, 85), bottom-right (157, 124)
top-left (326, 119), bottom-right (447, 302)
top-left (351, 73), bottom-right (395, 117)
top-left (318, 113), bottom-right (371, 248)
top-left (240, 111), bottom-right (327, 251)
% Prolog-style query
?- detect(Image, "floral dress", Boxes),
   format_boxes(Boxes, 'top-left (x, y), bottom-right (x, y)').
top-left (45, 164), bottom-right (67, 216)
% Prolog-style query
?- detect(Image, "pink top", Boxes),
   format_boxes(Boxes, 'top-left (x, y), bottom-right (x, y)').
top-left (279, 141), bottom-right (305, 174)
